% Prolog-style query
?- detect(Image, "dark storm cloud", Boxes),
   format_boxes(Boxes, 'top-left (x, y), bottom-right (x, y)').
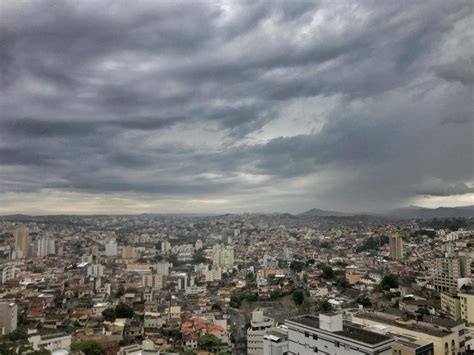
top-left (0, 0), bottom-right (473, 213)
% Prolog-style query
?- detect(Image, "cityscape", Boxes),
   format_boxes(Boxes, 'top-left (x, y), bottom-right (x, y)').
top-left (0, 1), bottom-right (473, 355)
top-left (0, 210), bottom-right (473, 354)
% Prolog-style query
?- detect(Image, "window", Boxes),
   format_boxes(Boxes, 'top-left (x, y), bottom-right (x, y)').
top-left (313, 347), bottom-right (318, 353)
top-left (312, 334), bottom-right (318, 340)
top-left (304, 332), bottom-right (309, 338)
top-left (335, 341), bottom-right (340, 348)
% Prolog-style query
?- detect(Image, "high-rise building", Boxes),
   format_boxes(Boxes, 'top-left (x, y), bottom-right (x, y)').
top-left (161, 241), bottom-right (171, 254)
top-left (14, 225), bottom-right (30, 258)
top-left (213, 245), bottom-right (234, 268)
top-left (389, 234), bottom-right (403, 260)
top-left (247, 309), bottom-right (275, 355)
top-left (36, 236), bottom-right (55, 257)
top-left (122, 246), bottom-right (137, 259)
top-left (0, 302), bottom-right (17, 335)
top-left (87, 264), bottom-right (104, 277)
top-left (434, 257), bottom-right (462, 293)
top-left (263, 326), bottom-right (288, 355)
top-left (105, 239), bottom-right (118, 257)
top-left (287, 313), bottom-right (394, 355)
top-left (141, 274), bottom-right (165, 291)
top-left (459, 290), bottom-right (474, 326)
top-left (155, 261), bottom-right (171, 276)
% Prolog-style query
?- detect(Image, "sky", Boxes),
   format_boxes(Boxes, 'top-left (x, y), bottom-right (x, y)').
top-left (0, 0), bottom-right (473, 215)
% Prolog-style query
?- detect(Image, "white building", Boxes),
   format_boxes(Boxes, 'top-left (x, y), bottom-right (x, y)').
top-left (213, 245), bottom-right (234, 268)
top-left (204, 267), bottom-right (222, 282)
top-left (1, 265), bottom-right (21, 284)
top-left (195, 239), bottom-right (203, 250)
top-left (87, 264), bottom-right (104, 277)
top-left (28, 330), bottom-right (71, 352)
top-left (155, 261), bottom-right (171, 276)
top-left (0, 302), bottom-right (17, 334)
top-left (285, 313), bottom-right (394, 355)
top-left (105, 239), bottom-right (118, 257)
top-left (247, 309), bottom-right (275, 355)
top-left (161, 241), bottom-right (171, 254)
top-left (36, 236), bottom-right (56, 257)
top-left (263, 326), bottom-right (288, 355)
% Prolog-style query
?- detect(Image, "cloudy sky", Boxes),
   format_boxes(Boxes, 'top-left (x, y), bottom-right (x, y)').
top-left (0, 0), bottom-right (473, 215)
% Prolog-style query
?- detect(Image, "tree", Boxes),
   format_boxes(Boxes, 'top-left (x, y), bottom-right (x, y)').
top-left (290, 260), bottom-right (304, 273)
top-left (198, 334), bottom-right (221, 350)
top-left (102, 307), bottom-right (116, 322)
top-left (153, 254), bottom-right (163, 262)
top-left (380, 274), bottom-right (398, 291)
top-left (319, 300), bottom-right (333, 313)
top-left (292, 289), bottom-right (305, 306)
top-left (115, 285), bottom-right (125, 298)
top-left (321, 265), bottom-right (334, 279)
top-left (193, 250), bottom-right (207, 264)
top-left (230, 295), bottom-right (241, 308)
top-left (335, 277), bottom-right (350, 289)
top-left (8, 328), bottom-right (28, 341)
top-left (356, 295), bottom-right (372, 307)
top-left (71, 340), bottom-right (104, 355)
top-left (115, 303), bottom-right (134, 318)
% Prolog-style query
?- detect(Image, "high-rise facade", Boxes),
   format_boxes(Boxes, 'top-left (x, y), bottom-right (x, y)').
top-left (14, 225), bottom-right (30, 258)
top-left (0, 302), bottom-right (17, 335)
top-left (389, 234), bottom-right (403, 260)
top-left (36, 236), bottom-right (55, 257)
top-left (213, 245), bottom-right (234, 268)
top-left (247, 309), bottom-right (275, 355)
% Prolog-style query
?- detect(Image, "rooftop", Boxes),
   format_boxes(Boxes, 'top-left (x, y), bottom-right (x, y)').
top-left (288, 315), bottom-right (393, 346)
top-left (354, 311), bottom-right (463, 337)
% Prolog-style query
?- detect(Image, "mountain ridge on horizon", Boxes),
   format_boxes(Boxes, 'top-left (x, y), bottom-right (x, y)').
top-left (0, 205), bottom-right (473, 220)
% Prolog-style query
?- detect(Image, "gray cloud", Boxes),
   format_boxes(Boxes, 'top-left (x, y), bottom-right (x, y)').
top-left (0, 0), bottom-right (473, 213)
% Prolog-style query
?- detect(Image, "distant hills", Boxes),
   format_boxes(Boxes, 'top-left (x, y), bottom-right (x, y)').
top-left (1, 205), bottom-right (473, 220)
top-left (383, 205), bottom-right (474, 219)
top-left (298, 205), bottom-right (474, 219)
top-left (298, 208), bottom-right (354, 217)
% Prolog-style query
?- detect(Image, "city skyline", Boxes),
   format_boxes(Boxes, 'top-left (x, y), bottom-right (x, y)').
top-left (1, 0), bottom-right (473, 215)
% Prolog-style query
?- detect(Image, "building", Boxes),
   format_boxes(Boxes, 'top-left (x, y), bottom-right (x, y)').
top-left (155, 261), bottom-right (171, 276)
top-left (440, 292), bottom-right (461, 321)
top-left (14, 225), bottom-right (30, 258)
top-left (161, 241), bottom-right (171, 254)
top-left (122, 246), bottom-right (137, 259)
top-left (141, 273), bottom-right (165, 291)
top-left (286, 313), bottom-right (394, 355)
top-left (247, 309), bottom-right (275, 355)
top-left (352, 310), bottom-right (465, 355)
top-left (87, 264), bottom-right (105, 277)
top-left (434, 257), bottom-right (462, 293)
top-left (204, 267), bottom-right (222, 282)
top-left (105, 239), bottom-right (118, 257)
top-left (1, 265), bottom-right (21, 284)
top-left (28, 330), bottom-right (71, 352)
top-left (263, 326), bottom-right (288, 355)
top-left (390, 336), bottom-right (434, 355)
top-left (213, 245), bottom-right (234, 268)
top-left (36, 236), bottom-right (55, 257)
top-left (195, 239), bottom-right (203, 250)
top-left (459, 289), bottom-right (474, 326)
top-left (389, 234), bottom-right (403, 260)
top-left (0, 302), bottom-right (17, 335)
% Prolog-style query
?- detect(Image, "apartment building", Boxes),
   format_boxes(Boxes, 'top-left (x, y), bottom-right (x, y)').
top-left (352, 310), bottom-right (465, 355)
top-left (247, 309), bottom-right (275, 355)
top-left (285, 313), bottom-right (394, 355)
